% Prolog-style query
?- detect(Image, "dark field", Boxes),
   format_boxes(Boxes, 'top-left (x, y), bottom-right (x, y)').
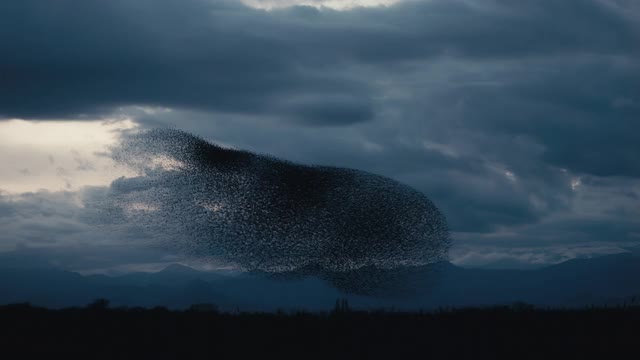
top-left (2, 302), bottom-right (639, 359)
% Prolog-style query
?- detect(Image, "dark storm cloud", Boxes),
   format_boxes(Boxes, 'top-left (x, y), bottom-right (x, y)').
top-left (283, 95), bottom-right (375, 126)
top-left (0, 0), bottom-right (373, 123)
top-left (424, 57), bottom-right (640, 177)
top-left (276, 0), bottom-right (637, 62)
top-left (1, 0), bottom-right (637, 121)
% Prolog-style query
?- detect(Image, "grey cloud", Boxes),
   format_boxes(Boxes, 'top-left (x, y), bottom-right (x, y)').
top-left (0, 245), bottom-right (176, 274)
top-left (0, 200), bottom-right (16, 218)
top-left (271, 0), bottom-right (637, 62)
top-left (0, 191), bottom-right (89, 246)
top-left (487, 59), bottom-right (640, 177)
top-left (1, 0), bottom-right (637, 122)
top-left (378, 56), bottom-right (640, 178)
top-left (2, 0), bottom-right (638, 180)
top-left (283, 95), bottom-right (375, 126)
top-left (1, 0), bottom-right (640, 268)
top-left (0, 190), bottom-right (172, 272)
top-left (450, 242), bottom-right (633, 269)
top-left (2, 188), bottom-right (177, 271)
top-left (0, 0), bottom-right (373, 124)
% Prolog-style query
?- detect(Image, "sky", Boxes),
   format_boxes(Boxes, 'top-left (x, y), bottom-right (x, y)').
top-left (1, 0), bottom-right (639, 273)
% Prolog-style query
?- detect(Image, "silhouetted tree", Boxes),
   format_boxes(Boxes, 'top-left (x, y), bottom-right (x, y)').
top-left (332, 298), bottom-right (351, 314)
top-left (187, 303), bottom-right (219, 313)
top-left (86, 298), bottom-right (110, 310)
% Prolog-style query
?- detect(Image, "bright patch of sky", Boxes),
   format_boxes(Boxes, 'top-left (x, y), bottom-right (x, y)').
top-left (240, 0), bottom-right (401, 10)
top-left (0, 119), bottom-right (136, 194)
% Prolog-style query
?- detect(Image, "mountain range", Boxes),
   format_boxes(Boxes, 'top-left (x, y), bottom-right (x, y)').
top-left (1, 251), bottom-right (639, 311)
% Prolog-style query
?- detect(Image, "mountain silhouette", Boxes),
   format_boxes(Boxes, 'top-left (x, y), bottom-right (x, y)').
top-left (1, 252), bottom-right (639, 311)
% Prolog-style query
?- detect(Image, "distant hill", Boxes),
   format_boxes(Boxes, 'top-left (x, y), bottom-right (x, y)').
top-left (1, 252), bottom-right (639, 311)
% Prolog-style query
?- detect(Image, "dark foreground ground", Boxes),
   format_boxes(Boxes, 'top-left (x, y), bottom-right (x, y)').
top-left (1, 302), bottom-right (639, 359)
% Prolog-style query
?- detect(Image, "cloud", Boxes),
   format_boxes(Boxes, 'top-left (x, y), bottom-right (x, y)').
top-left (0, 0), bottom-right (375, 124)
top-left (0, 0), bottom-right (639, 269)
top-left (450, 242), bottom-right (634, 269)
top-left (0, 189), bottom-right (177, 272)
top-left (282, 94), bottom-right (375, 126)
top-left (1, 0), bottom-right (637, 122)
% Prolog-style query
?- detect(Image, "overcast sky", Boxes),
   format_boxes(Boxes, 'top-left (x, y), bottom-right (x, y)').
top-left (1, 0), bottom-right (639, 272)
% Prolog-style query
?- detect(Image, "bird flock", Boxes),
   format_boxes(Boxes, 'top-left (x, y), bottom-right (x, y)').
top-left (102, 129), bottom-right (450, 295)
